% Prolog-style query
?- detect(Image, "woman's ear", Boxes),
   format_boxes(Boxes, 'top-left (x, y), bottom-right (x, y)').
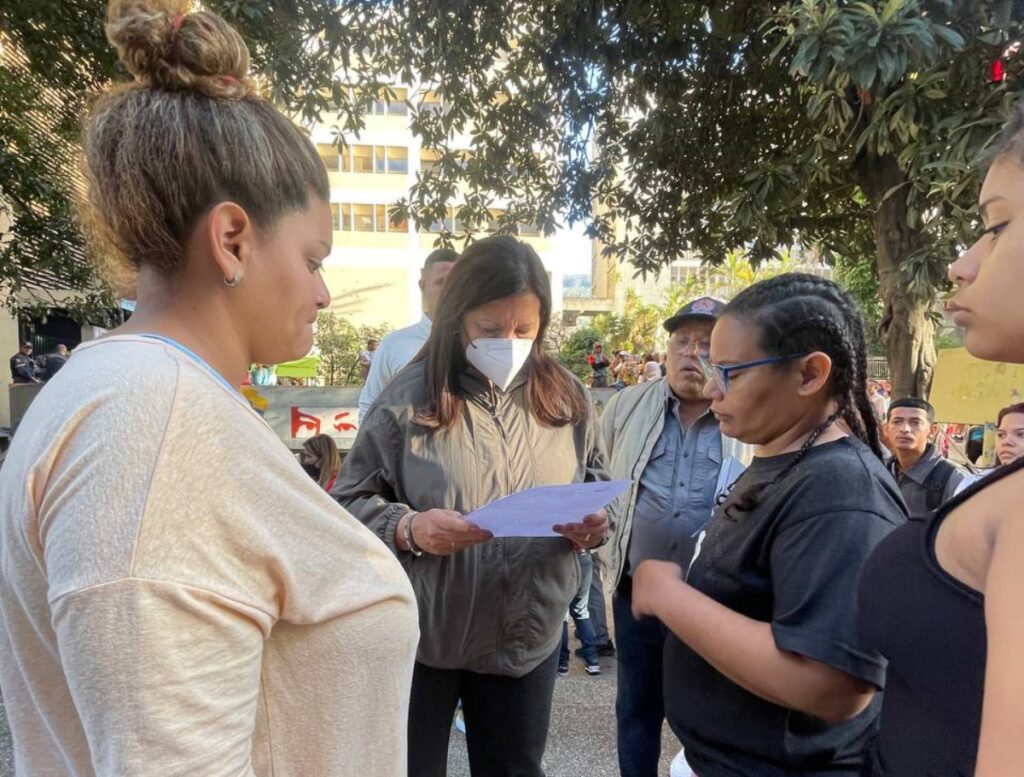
top-left (795, 351), bottom-right (833, 398)
top-left (203, 201), bottom-right (254, 285)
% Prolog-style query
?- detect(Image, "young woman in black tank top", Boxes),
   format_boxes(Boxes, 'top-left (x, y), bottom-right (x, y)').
top-left (858, 102), bottom-right (1024, 776)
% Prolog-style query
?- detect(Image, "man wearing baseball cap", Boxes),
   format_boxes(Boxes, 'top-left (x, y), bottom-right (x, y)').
top-left (599, 297), bottom-right (751, 777)
top-left (10, 342), bottom-right (40, 385)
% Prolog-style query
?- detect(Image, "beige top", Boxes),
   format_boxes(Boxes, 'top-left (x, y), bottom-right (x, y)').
top-left (0, 336), bottom-right (418, 776)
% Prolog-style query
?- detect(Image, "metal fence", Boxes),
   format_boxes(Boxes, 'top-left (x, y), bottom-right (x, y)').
top-left (866, 356), bottom-right (890, 380)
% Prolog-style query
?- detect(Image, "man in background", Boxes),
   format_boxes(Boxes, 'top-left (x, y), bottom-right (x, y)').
top-left (358, 338), bottom-right (378, 381)
top-left (886, 397), bottom-right (965, 516)
top-left (39, 344), bottom-right (69, 381)
top-left (358, 248), bottom-right (458, 421)
top-left (600, 297), bottom-right (749, 777)
top-left (9, 343), bottom-right (39, 385)
top-left (588, 341), bottom-right (610, 387)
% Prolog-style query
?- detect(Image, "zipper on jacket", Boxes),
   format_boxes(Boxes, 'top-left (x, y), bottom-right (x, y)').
top-left (488, 383), bottom-right (514, 672)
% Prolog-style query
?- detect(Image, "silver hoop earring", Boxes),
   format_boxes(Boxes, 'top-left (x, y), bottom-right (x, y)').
top-left (223, 274), bottom-right (241, 288)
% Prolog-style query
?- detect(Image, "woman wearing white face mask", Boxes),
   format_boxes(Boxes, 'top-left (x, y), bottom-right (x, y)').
top-left (334, 235), bottom-right (611, 777)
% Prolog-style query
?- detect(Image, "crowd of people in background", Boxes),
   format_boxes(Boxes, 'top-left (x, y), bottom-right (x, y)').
top-left (588, 343), bottom-right (668, 391)
top-left (2, 3), bottom-right (1024, 777)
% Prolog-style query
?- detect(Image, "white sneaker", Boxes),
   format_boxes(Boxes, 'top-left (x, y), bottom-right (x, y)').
top-left (670, 749), bottom-right (692, 777)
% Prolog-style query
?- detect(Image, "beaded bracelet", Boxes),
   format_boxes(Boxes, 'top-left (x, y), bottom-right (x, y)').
top-left (403, 511), bottom-right (424, 557)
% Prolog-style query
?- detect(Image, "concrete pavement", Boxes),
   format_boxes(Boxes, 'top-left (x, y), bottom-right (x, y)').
top-left (0, 653), bottom-right (681, 776)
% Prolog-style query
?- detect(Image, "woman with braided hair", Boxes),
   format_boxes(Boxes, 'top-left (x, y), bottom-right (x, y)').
top-left (858, 101), bottom-right (1024, 777)
top-left (631, 273), bottom-right (907, 777)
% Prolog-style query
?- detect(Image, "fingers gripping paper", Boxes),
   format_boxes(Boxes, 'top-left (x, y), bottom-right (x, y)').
top-left (467, 480), bottom-right (632, 538)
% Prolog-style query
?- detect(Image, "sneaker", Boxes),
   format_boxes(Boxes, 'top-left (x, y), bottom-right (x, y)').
top-left (596, 641), bottom-right (616, 657)
top-left (557, 662), bottom-right (570, 677)
top-left (454, 708), bottom-right (466, 734)
top-left (585, 663), bottom-right (601, 676)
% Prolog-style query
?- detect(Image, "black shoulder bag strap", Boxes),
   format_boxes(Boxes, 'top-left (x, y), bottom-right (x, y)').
top-left (923, 460), bottom-right (957, 512)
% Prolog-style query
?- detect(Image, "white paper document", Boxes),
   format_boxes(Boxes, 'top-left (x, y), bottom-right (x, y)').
top-left (467, 480), bottom-right (632, 538)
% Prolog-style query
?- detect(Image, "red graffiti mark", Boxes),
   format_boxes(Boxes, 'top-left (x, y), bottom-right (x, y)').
top-left (333, 411), bottom-right (357, 433)
top-left (291, 406), bottom-right (321, 437)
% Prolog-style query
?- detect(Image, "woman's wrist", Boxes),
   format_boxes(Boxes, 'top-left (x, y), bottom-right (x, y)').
top-left (405, 511), bottom-right (424, 556)
top-left (394, 514), bottom-right (410, 552)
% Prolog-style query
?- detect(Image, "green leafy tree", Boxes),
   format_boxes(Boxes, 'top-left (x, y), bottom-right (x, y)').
top-left (4, 1), bottom-right (1021, 399)
top-left (831, 254), bottom-right (887, 356)
top-left (313, 311), bottom-right (389, 386)
top-left (557, 324), bottom-right (602, 382)
top-left (1, 1), bottom-right (118, 319)
top-left (231, 0), bottom-right (1019, 397)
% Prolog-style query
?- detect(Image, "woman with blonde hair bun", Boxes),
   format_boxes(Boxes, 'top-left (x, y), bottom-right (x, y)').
top-left (0, 2), bottom-right (418, 775)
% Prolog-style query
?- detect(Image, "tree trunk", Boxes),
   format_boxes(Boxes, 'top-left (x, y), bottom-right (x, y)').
top-left (856, 153), bottom-right (936, 400)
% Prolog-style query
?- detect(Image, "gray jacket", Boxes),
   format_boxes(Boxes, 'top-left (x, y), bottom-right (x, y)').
top-left (599, 378), bottom-right (752, 588)
top-left (333, 360), bottom-right (609, 677)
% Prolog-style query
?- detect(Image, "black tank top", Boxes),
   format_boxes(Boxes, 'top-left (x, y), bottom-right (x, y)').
top-left (857, 457), bottom-right (1024, 775)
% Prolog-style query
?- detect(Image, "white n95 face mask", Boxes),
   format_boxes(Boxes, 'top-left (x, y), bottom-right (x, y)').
top-left (465, 338), bottom-right (534, 391)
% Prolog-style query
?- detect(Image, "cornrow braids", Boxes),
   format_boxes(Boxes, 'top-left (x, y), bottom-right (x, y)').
top-left (721, 272), bottom-right (882, 513)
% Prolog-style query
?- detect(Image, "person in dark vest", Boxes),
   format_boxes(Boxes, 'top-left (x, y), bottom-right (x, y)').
top-left (884, 397), bottom-right (965, 516)
top-left (40, 344), bottom-right (69, 381)
top-left (9, 342), bottom-right (40, 385)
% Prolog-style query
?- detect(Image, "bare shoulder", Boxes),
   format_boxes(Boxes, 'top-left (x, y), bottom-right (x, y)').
top-left (939, 467), bottom-right (1024, 592)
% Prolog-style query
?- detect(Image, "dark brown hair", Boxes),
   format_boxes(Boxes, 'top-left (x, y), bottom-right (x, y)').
top-left (998, 402), bottom-right (1024, 427)
top-left (80, 0), bottom-right (329, 290)
top-left (415, 235), bottom-right (588, 430)
top-left (990, 98), bottom-right (1024, 166)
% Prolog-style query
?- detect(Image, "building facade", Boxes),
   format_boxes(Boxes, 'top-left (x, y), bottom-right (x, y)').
top-left (307, 85), bottom-right (563, 330)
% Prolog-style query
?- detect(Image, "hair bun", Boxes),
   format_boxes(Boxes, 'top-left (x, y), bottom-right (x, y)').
top-left (105, 0), bottom-right (255, 99)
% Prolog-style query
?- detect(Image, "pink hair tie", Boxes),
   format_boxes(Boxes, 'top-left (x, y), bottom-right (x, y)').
top-left (223, 75), bottom-right (239, 85)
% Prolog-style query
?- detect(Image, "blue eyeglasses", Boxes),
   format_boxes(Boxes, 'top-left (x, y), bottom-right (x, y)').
top-left (698, 353), bottom-right (808, 394)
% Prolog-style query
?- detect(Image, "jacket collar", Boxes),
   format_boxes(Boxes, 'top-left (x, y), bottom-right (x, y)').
top-left (458, 364), bottom-right (530, 399)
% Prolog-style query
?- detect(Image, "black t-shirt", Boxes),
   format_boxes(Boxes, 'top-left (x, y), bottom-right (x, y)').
top-left (664, 437), bottom-right (908, 777)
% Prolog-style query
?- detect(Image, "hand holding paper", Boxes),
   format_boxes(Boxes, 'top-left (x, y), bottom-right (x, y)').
top-left (466, 480), bottom-right (631, 539)
top-left (553, 509), bottom-right (610, 550)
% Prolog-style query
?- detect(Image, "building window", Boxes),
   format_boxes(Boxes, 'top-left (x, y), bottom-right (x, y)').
top-left (487, 209), bottom-right (508, 232)
top-left (352, 145), bottom-right (374, 173)
top-left (426, 209), bottom-right (462, 233)
top-left (372, 87), bottom-right (408, 115)
top-left (518, 222), bottom-right (541, 237)
top-left (420, 148), bottom-right (443, 173)
top-left (330, 203), bottom-right (341, 228)
top-left (337, 203), bottom-right (407, 233)
top-left (386, 146), bottom-right (408, 174)
top-left (420, 89), bottom-right (444, 115)
top-left (670, 265), bottom-right (696, 285)
top-left (389, 206), bottom-right (409, 232)
top-left (352, 204), bottom-right (375, 232)
top-left (317, 143), bottom-right (339, 171)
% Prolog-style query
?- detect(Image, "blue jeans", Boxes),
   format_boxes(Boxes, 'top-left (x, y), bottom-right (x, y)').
top-left (560, 552), bottom-right (598, 666)
top-left (589, 558), bottom-right (611, 645)
top-left (614, 586), bottom-right (667, 777)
